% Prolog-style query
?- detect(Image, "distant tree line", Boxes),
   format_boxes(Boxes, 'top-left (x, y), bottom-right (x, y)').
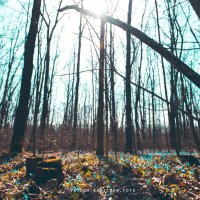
top-left (0, 0), bottom-right (199, 156)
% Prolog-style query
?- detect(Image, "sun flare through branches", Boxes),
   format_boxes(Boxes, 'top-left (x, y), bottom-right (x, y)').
top-left (83, 0), bottom-right (106, 16)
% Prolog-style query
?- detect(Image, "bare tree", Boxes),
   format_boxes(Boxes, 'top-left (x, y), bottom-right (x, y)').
top-left (58, 5), bottom-right (200, 88)
top-left (40, 0), bottom-right (63, 147)
top-left (109, 24), bottom-right (118, 155)
top-left (10, 0), bottom-right (42, 154)
top-left (125, 0), bottom-right (135, 154)
top-left (71, 0), bottom-right (84, 150)
top-left (96, 19), bottom-right (105, 156)
top-left (0, 26), bottom-right (23, 131)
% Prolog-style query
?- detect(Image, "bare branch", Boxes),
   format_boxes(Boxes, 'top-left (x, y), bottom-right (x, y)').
top-left (58, 5), bottom-right (200, 88)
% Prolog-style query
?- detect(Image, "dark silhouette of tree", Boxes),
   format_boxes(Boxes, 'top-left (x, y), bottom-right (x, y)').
top-left (27, 21), bottom-right (46, 154)
top-left (96, 19), bottom-right (105, 156)
top-left (109, 24), bottom-right (118, 155)
top-left (10, 0), bottom-right (41, 154)
top-left (125, 0), bottom-right (135, 154)
top-left (71, 0), bottom-right (83, 150)
top-left (105, 37), bottom-right (109, 158)
top-left (155, 0), bottom-right (170, 150)
top-left (40, 0), bottom-right (63, 149)
top-left (189, 0), bottom-right (200, 20)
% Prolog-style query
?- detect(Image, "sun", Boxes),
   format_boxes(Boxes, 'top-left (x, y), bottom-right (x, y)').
top-left (83, 0), bottom-right (106, 16)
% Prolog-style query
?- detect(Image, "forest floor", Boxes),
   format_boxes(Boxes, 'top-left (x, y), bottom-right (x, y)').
top-left (0, 151), bottom-right (199, 200)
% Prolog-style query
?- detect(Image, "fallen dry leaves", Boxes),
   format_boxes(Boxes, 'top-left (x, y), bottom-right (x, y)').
top-left (0, 151), bottom-right (199, 199)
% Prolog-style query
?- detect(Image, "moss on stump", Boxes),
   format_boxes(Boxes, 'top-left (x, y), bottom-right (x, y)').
top-left (37, 158), bottom-right (62, 169)
top-left (35, 158), bottom-right (64, 184)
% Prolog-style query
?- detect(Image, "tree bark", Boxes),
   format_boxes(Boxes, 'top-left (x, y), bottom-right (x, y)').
top-left (125, 0), bottom-right (134, 154)
top-left (109, 25), bottom-right (118, 155)
top-left (185, 96), bottom-right (200, 152)
top-left (40, 0), bottom-right (62, 149)
top-left (96, 19), bottom-right (105, 156)
top-left (105, 47), bottom-right (109, 158)
top-left (71, 4), bottom-right (83, 150)
top-left (10, 0), bottom-right (41, 154)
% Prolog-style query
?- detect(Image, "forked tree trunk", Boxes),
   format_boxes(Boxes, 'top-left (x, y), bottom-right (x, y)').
top-left (40, 0), bottom-right (62, 150)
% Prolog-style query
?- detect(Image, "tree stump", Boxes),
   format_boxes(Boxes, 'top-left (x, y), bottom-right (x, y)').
top-left (35, 158), bottom-right (64, 184)
top-left (26, 157), bottom-right (44, 176)
top-left (37, 158), bottom-right (62, 169)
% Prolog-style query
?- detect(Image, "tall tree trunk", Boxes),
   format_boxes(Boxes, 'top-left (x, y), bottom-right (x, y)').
top-left (104, 23), bottom-right (109, 157)
top-left (140, 89), bottom-right (146, 148)
top-left (69, 50), bottom-right (76, 126)
top-left (40, 0), bottom-right (62, 149)
top-left (125, 0), bottom-right (135, 154)
top-left (167, 0), bottom-right (181, 155)
top-left (135, 43), bottom-right (142, 151)
top-left (105, 49), bottom-right (109, 158)
top-left (96, 19), bottom-right (105, 156)
top-left (151, 78), bottom-right (156, 149)
top-left (90, 46), bottom-right (96, 150)
top-left (10, 0), bottom-right (41, 154)
top-left (109, 24), bottom-right (118, 155)
top-left (63, 80), bottom-right (71, 124)
top-left (71, 3), bottom-right (83, 150)
top-left (180, 75), bottom-right (187, 147)
top-left (155, 0), bottom-right (171, 150)
top-left (40, 37), bottom-right (50, 143)
top-left (28, 32), bottom-right (45, 154)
